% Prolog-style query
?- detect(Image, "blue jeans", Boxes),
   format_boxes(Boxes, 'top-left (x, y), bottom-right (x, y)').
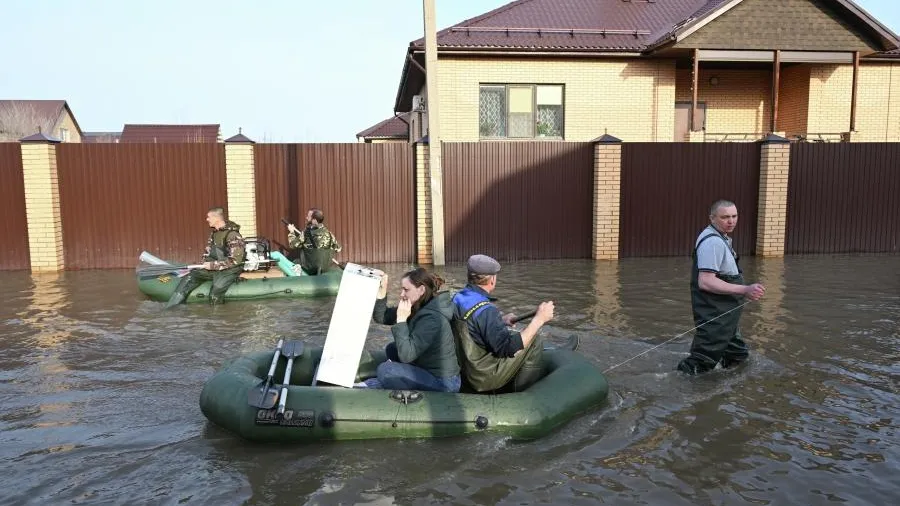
top-left (369, 343), bottom-right (461, 392)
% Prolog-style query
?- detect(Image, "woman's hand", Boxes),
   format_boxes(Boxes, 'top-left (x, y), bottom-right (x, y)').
top-left (396, 299), bottom-right (412, 322)
top-left (376, 272), bottom-right (389, 299)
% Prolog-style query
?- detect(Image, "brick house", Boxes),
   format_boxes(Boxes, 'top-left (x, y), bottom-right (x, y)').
top-left (392, 0), bottom-right (900, 142)
top-left (0, 100), bottom-right (84, 142)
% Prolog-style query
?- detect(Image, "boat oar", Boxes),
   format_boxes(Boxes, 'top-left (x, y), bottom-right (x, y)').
top-left (248, 338), bottom-right (285, 409)
top-left (138, 263), bottom-right (205, 277)
top-left (510, 310), bottom-right (537, 325)
top-left (276, 340), bottom-right (305, 420)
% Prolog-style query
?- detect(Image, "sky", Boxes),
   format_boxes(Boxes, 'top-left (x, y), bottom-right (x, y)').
top-left (1, 0), bottom-right (897, 142)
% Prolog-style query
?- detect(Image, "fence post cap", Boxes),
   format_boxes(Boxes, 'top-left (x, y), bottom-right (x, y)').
top-left (224, 128), bottom-right (254, 144)
top-left (592, 134), bottom-right (622, 144)
top-left (761, 133), bottom-right (789, 144)
top-left (20, 132), bottom-right (61, 143)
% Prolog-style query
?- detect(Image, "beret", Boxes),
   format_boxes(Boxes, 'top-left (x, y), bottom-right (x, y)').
top-left (466, 254), bottom-right (501, 275)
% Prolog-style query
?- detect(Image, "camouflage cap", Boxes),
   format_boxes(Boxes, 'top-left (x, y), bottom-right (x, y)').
top-left (466, 254), bottom-right (501, 275)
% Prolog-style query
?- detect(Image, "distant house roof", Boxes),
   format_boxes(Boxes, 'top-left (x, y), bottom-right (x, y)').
top-left (82, 131), bottom-right (122, 143)
top-left (356, 113), bottom-right (410, 141)
top-left (0, 100), bottom-right (83, 139)
top-left (396, 0), bottom-right (900, 111)
top-left (119, 124), bottom-right (220, 143)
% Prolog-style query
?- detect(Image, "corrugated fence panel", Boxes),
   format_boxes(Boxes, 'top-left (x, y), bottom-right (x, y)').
top-left (255, 143), bottom-right (414, 263)
top-left (620, 143), bottom-right (760, 257)
top-left (786, 143), bottom-right (900, 254)
top-left (0, 143), bottom-right (29, 270)
top-left (443, 142), bottom-right (594, 262)
top-left (57, 143), bottom-right (227, 268)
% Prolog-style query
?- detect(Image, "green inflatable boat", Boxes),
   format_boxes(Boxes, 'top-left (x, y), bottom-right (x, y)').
top-left (199, 344), bottom-right (609, 442)
top-left (136, 266), bottom-right (342, 303)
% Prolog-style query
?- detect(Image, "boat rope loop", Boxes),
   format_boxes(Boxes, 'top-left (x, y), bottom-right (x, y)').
top-left (603, 300), bottom-right (753, 374)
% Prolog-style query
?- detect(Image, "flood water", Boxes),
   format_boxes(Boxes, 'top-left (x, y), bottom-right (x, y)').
top-left (1, 255), bottom-right (897, 505)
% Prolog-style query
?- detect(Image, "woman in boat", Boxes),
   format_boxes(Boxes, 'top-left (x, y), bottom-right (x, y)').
top-left (360, 267), bottom-right (461, 392)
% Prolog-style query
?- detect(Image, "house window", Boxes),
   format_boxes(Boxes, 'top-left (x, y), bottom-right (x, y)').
top-left (479, 84), bottom-right (564, 139)
top-left (59, 128), bottom-right (69, 142)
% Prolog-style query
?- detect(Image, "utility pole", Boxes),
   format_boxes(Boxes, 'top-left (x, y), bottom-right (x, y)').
top-left (423, 0), bottom-right (445, 265)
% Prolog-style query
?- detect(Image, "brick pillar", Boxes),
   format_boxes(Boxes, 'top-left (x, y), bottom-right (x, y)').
top-left (756, 134), bottom-right (791, 257)
top-left (20, 133), bottom-right (64, 272)
top-left (224, 131), bottom-right (257, 237)
top-left (415, 141), bottom-right (433, 264)
top-left (592, 134), bottom-right (622, 260)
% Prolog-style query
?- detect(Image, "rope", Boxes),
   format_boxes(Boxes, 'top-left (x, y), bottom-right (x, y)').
top-left (602, 300), bottom-right (753, 373)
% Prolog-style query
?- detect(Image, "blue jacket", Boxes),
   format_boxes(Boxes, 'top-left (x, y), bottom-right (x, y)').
top-left (452, 285), bottom-right (524, 358)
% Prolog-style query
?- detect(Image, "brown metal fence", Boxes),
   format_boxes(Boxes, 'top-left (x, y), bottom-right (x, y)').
top-left (56, 143), bottom-right (227, 268)
top-left (620, 143), bottom-right (760, 257)
top-left (786, 143), bottom-right (900, 254)
top-left (442, 142), bottom-right (594, 262)
top-left (254, 143), bottom-right (415, 263)
top-left (0, 143), bottom-right (29, 270)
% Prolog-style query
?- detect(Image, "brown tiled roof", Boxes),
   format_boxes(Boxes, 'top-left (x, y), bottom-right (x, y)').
top-left (356, 113), bottom-right (410, 140)
top-left (0, 100), bottom-right (66, 121)
top-left (410, 0), bottom-right (715, 52)
top-left (410, 0), bottom-right (896, 53)
top-left (0, 100), bottom-right (82, 139)
top-left (120, 124), bottom-right (220, 143)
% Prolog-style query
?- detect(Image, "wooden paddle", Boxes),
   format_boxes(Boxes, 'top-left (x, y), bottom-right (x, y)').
top-left (247, 338), bottom-right (285, 409)
top-left (276, 340), bottom-right (305, 420)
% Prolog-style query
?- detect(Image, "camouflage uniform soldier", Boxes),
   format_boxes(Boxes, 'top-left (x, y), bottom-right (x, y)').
top-left (165, 207), bottom-right (246, 308)
top-left (287, 208), bottom-right (342, 275)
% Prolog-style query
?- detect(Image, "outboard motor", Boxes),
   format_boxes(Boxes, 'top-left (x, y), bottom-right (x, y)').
top-left (242, 237), bottom-right (272, 272)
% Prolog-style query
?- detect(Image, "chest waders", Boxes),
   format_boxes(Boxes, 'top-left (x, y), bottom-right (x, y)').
top-left (165, 232), bottom-right (243, 308)
top-left (452, 301), bottom-right (545, 393)
top-left (300, 227), bottom-right (335, 276)
top-left (676, 233), bottom-right (749, 375)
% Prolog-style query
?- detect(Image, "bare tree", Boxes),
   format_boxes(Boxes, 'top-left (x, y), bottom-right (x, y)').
top-left (0, 103), bottom-right (56, 141)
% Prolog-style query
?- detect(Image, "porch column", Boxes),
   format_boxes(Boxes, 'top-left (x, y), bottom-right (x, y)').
top-left (691, 49), bottom-right (699, 132)
top-left (20, 133), bottom-right (65, 272)
top-left (771, 50), bottom-right (781, 133)
top-left (592, 134), bottom-right (622, 260)
top-left (850, 50), bottom-right (860, 134)
top-left (224, 130), bottom-right (257, 237)
top-left (415, 139), bottom-right (433, 264)
top-left (756, 134), bottom-right (791, 257)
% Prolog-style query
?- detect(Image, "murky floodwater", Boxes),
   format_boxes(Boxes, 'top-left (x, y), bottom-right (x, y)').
top-left (1, 256), bottom-right (897, 505)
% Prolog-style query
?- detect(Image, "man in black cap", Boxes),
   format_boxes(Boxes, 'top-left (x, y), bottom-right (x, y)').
top-left (451, 254), bottom-right (555, 392)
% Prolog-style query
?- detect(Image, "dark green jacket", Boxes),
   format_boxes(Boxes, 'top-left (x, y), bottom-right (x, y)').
top-left (203, 220), bottom-right (245, 270)
top-left (372, 291), bottom-right (461, 379)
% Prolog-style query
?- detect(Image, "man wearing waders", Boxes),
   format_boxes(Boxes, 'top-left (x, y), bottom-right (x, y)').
top-left (677, 200), bottom-right (766, 375)
top-left (165, 207), bottom-right (245, 308)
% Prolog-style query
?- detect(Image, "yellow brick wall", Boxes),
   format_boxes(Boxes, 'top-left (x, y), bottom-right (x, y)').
top-left (55, 110), bottom-right (82, 143)
top-left (224, 143), bottom-right (256, 237)
top-left (806, 62), bottom-right (900, 141)
top-left (592, 143), bottom-right (621, 260)
top-left (756, 142), bottom-right (790, 257)
top-left (415, 143), bottom-right (432, 264)
top-left (779, 65), bottom-right (810, 137)
top-left (21, 143), bottom-right (65, 271)
top-left (437, 57), bottom-right (676, 142)
top-left (676, 68), bottom-right (773, 135)
top-left (807, 64), bottom-right (852, 135)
